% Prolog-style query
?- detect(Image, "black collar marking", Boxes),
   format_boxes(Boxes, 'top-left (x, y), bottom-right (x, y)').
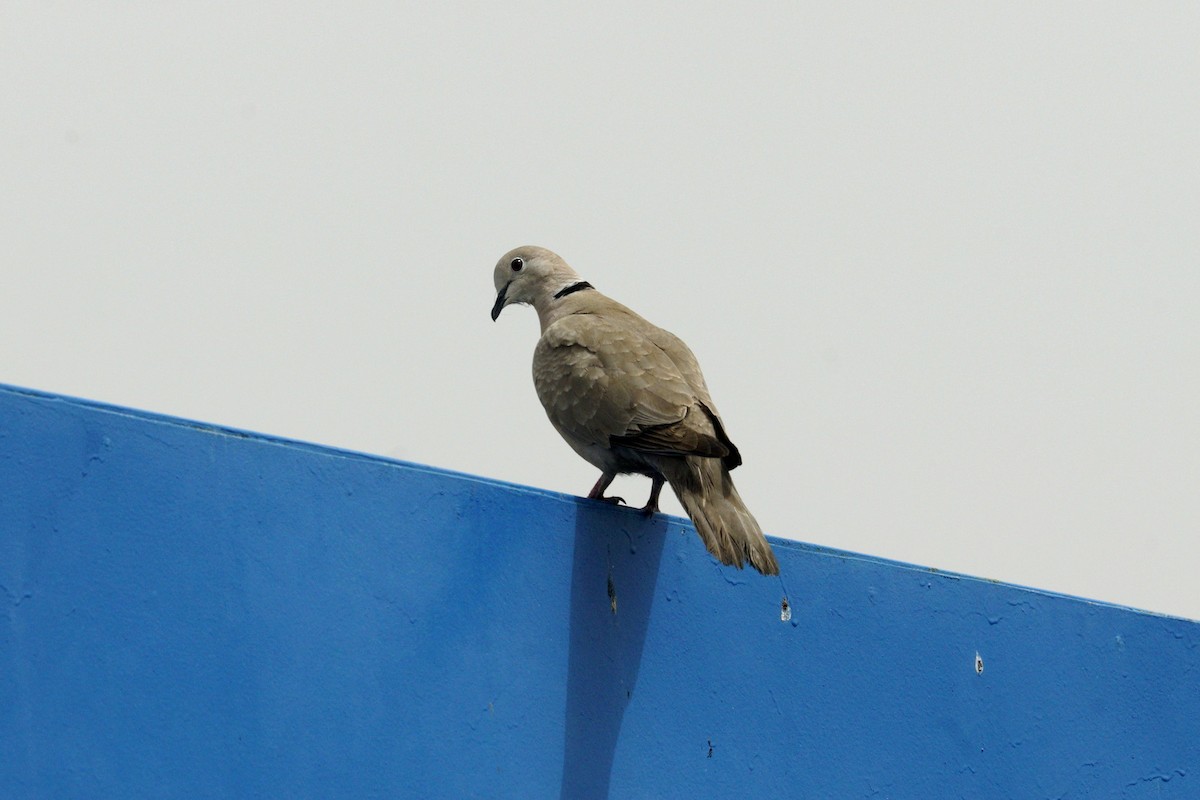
top-left (554, 281), bottom-right (595, 299)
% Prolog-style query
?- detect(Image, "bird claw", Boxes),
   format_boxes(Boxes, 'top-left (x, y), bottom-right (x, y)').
top-left (596, 495), bottom-right (625, 506)
top-left (640, 478), bottom-right (664, 516)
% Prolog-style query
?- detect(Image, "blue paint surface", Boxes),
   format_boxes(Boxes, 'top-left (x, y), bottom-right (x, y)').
top-left (1, 383), bottom-right (1197, 798)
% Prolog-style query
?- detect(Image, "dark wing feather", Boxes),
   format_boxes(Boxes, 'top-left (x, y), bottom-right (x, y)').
top-left (611, 403), bottom-right (731, 461)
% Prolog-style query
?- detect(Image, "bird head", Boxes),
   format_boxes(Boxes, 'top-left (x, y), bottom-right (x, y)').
top-left (490, 245), bottom-right (581, 321)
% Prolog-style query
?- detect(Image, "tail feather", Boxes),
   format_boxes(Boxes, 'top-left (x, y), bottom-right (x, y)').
top-left (664, 456), bottom-right (779, 575)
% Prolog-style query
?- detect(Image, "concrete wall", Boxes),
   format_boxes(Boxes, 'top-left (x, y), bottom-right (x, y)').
top-left (2, 383), bottom-right (1196, 798)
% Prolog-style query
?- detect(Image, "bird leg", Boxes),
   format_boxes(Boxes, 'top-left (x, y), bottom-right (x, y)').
top-left (640, 476), bottom-right (665, 516)
top-left (587, 471), bottom-right (624, 505)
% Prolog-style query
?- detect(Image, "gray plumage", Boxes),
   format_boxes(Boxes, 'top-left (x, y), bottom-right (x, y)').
top-left (491, 245), bottom-right (779, 575)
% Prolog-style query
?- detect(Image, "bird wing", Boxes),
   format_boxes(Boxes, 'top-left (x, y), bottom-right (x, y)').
top-left (533, 311), bottom-right (729, 460)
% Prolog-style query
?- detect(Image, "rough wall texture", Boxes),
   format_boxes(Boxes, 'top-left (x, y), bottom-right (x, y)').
top-left (1, 384), bottom-right (1197, 798)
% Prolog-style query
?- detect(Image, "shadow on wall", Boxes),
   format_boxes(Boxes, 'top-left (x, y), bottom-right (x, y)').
top-left (559, 503), bottom-right (669, 799)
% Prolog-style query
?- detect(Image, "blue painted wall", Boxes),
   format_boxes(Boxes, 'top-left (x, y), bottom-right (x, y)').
top-left (1, 383), bottom-right (1196, 798)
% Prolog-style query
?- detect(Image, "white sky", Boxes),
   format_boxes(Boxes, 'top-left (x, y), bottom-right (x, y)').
top-left (2, 4), bottom-right (1197, 620)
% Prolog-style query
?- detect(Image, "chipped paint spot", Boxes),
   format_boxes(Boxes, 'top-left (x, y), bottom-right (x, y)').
top-left (780, 597), bottom-right (791, 622)
top-left (975, 652), bottom-right (984, 675)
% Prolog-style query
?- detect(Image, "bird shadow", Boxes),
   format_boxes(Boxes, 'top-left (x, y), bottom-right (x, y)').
top-left (558, 500), bottom-right (669, 800)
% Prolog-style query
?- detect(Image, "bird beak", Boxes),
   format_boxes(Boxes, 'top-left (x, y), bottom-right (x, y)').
top-left (490, 283), bottom-right (509, 321)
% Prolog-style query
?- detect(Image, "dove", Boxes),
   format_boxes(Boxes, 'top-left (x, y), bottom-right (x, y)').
top-left (490, 245), bottom-right (779, 575)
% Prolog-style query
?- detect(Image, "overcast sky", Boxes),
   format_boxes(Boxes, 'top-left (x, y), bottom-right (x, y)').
top-left (3, 4), bottom-right (1197, 620)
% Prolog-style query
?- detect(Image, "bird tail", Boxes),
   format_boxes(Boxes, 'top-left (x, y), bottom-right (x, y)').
top-left (665, 456), bottom-right (779, 575)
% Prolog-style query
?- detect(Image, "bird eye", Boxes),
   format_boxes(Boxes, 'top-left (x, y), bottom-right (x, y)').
top-left (510, 257), bottom-right (524, 271)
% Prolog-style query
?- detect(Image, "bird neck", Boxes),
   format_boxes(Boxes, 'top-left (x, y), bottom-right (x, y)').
top-left (534, 280), bottom-right (598, 332)
top-left (553, 280), bottom-right (594, 299)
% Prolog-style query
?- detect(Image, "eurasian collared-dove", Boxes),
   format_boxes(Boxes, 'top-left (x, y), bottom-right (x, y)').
top-left (490, 245), bottom-right (779, 575)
